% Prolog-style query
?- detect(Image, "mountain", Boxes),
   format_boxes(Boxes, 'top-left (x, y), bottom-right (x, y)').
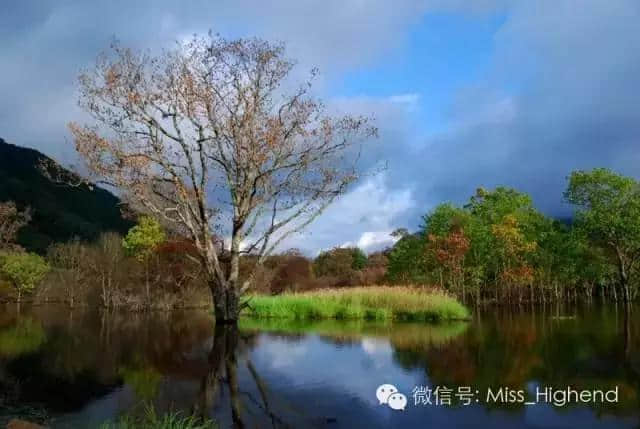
top-left (0, 138), bottom-right (132, 253)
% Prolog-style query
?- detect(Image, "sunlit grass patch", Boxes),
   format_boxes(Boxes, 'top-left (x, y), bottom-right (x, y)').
top-left (242, 286), bottom-right (470, 322)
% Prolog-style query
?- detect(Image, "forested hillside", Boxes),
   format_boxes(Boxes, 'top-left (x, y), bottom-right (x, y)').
top-left (0, 138), bottom-right (131, 252)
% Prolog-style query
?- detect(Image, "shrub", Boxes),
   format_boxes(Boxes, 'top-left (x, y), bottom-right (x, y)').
top-left (122, 216), bottom-right (166, 305)
top-left (122, 216), bottom-right (166, 261)
top-left (0, 252), bottom-right (50, 302)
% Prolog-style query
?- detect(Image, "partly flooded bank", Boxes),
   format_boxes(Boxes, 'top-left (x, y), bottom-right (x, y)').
top-left (1, 303), bottom-right (638, 428)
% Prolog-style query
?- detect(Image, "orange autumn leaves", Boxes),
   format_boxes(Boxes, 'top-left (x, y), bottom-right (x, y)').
top-left (426, 214), bottom-right (537, 290)
top-left (491, 215), bottom-right (537, 287)
top-left (427, 229), bottom-right (469, 288)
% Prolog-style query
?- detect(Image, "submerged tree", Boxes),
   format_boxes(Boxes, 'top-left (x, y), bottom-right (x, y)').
top-left (565, 168), bottom-right (640, 303)
top-left (47, 238), bottom-right (90, 307)
top-left (69, 34), bottom-right (376, 323)
top-left (427, 228), bottom-right (470, 294)
top-left (491, 214), bottom-right (537, 302)
top-left (92, 232), bottom-right (127, 308)
top-left (123, 216), bottom-right (166, 305)
top-left (0, 252), bottom-right (50, 304)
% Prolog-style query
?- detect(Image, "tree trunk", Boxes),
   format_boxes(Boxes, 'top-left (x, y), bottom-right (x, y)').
top-left (623, 283), bottom-right (631, 304)
top-left (623, 302), bottom-right (631, 359)
top-left (16, 289), bottom-right (21, 315)
top-left (619, 269), bottom-right (630, 303)
top-left (209, 231), bottom-right (243, 325)
top-left (615, 247), bottom-right (631, 303)
top-left (530, 283), bottom-right (534, 304)
top-left (462, 279), bottom-right (466, 304)
top-left (212, 282), bottom-right (240, 324)
top-left (145, 258), bottom-right (150, 308)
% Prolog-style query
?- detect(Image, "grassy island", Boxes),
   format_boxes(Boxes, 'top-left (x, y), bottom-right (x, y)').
top-left (242, 287), bottom-right (470, 322)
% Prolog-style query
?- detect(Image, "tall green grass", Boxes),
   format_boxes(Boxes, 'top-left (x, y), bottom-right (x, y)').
top-left (242, 286), bottom-right (470, 322)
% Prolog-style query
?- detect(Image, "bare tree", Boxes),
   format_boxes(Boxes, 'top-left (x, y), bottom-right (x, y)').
top-left (69, 34), bottom-right (377, 323)
top-left (0, 201), bottom-right (31, 250)
top-left (47, 238), bottom-right (89, 308)
top-left (90, 232), bottom-right (126, 308)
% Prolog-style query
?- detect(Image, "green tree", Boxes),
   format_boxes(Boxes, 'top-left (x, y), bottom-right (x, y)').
top-left (386, 233), bottom-right (428, 284)
top-left (314, 247), bottom-right (365, 276)
top-left (422, 203), bottom-right (469, 237)
top-left (491, 214), bottom-right (537, 303)
top-left (565, 168), bottom-right (640, 302)
top-left (386, 178), bottom-right (640, 305)
top-left (122, 216), bottom-right (166, 305)
top-left (351, 248), bottom-right (368, 270)
top-left (0, 252), bottom-right (50, 303)
top-left (421, 203), bottom-right (472, 292)
top-left (465, 187), bottom-right (536, 225)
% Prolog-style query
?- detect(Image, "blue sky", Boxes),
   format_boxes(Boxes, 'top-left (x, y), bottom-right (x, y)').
top-left (1, 1), bottom-right (639, 254)
top-left (331, 12), bottom-right (507, 135)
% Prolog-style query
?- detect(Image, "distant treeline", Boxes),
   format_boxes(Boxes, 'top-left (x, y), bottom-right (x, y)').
top-left (253, 167), bottom-right (640, 306)
top-left (387, 168), bottom-right (640, 305)
top-left (2, 167), bottom-right (640, 308)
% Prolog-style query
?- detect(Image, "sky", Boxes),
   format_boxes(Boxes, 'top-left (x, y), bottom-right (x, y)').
top-left (1, 1), bottom-right (639, 254)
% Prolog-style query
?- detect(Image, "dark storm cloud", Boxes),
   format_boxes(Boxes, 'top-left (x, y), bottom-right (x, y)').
top-left (0, 0), bottom-right (438, 253)
top-left (0, 0), bottom-right (431, 156)
top-left (390, 0), bottom-right (640, 227)
top-left (1, 0), bottom-right (638, 252)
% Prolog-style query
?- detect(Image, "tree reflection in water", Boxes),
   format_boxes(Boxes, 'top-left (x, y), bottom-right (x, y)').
top-left (194, 324), bottom-right (294, 429)
top-left (0, 304), bottom-right (639, 428)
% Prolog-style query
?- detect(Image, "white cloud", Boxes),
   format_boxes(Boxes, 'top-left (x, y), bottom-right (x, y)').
top-left (5, 0), bottom-right (640, 252)
top-left (341, 231), bottom-right (399, 253)
top-left (258, 337), bottom-right (309, 369)
top-left (283, 173), bottom-right (415, 254)
top-left (0, 0), bottom-right (432, 156)
top-left (388, 93), bottom-right (421, 111)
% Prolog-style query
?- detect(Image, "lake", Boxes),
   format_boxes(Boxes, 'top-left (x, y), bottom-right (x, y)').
top-left (1, 304), bottom-right (638, 428)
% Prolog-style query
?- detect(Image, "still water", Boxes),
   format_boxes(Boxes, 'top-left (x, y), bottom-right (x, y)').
top-left (1, 304), bottom-right (639, 428)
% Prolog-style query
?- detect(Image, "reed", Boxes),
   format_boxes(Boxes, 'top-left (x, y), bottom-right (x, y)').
top-left (243, 286), bottom-right (470, 322)
top-left (100, 408), bottom-right (216, 429)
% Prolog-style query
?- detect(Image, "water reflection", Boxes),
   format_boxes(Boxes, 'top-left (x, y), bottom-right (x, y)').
top-left (0, 317), bottom-right (46, 358)
top-left (0, 304), bottom-right (638, 428)
top-left (192, 324), bottom-right (243, 428)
